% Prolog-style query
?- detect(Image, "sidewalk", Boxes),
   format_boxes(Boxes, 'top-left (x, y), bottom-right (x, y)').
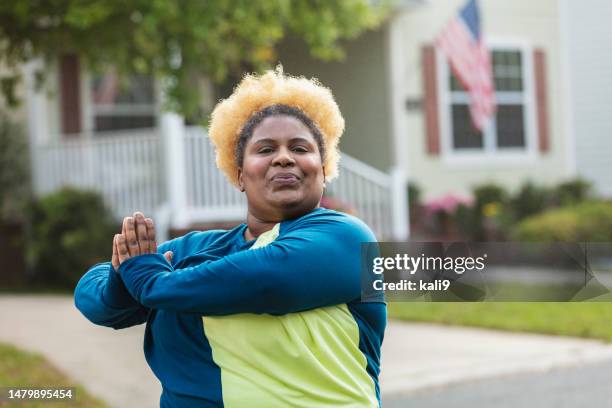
top-left (0, 295), bottom-right (159, 408)
top-left (2, 295), bottom-right (612, 407)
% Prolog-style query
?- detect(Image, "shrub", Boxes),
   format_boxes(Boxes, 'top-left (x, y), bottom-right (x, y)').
top-left (473, 183), bottom-right (508, 209)
top-left (469, 183), bottom-right (509, 240)
top-left (423, 193), bottom-right (473, 238)
top-left (453, 203), bottom-right (475, 239)
top-left (27, 188), bottom-right (117, 288)
top-left (512, 201), bottom-right (612, 242)
top-left (554, 178), bottom-right (592, 206)
top-left (407, 182), bottom-right (421, 210)
top-left (0, 111), bottom-right (30, 222)
top-left (510, 181), bottom-right (553, 222)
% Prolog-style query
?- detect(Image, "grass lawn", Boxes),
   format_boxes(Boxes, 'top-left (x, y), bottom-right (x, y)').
top-left (388, 302), bottom-right (612, 342)
top-left (0, 342), bottom-right (107, 408)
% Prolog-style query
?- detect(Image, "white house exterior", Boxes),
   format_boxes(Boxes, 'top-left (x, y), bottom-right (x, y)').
top-left (277, 0), bottom-right (577, 206)
top-left (561, 0), bottom-right (612, 198)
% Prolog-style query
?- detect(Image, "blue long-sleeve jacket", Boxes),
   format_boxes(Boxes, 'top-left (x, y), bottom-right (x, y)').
top-left (74, 207), bottom-right (386, 407)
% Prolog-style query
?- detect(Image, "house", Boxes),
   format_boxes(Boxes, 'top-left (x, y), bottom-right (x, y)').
top-left (19, 36), bottom-right (406, 241)
top-left (15, 0), bottom-right (608, 241)
top-left (278, 0), bottom-right (576, 206)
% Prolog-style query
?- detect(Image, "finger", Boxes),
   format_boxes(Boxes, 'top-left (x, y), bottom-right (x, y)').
top-left (134, 212), bottom-right (149, 253)
top-left (164, 251), bottom-right (173, 264)
top-left (122, 216), bottom-right (129, 236)
top-left (117, 234), bottom-right (130, 264)
top-left (145, 218), bottom-right (157, 253)
top-left (123, 216), bottom-right (139, 257)
top-left (112, 234), bottom-right (119, 271)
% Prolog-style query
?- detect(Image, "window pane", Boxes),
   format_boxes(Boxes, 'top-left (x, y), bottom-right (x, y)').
top-left (452, 104), bottom-right (484, 149)
top-left (95, 115), bottom-right (156, 131)
top-left (92, 72), bottom-right (154, 105)
top-left (492, 51), bottom-right (503, 65)
top-left (495, 77), bottom-right (507, 91)
top-left (91, 69), bottom-right (156, 132)
top-left (507, 51), bottom-right (521, 66)
top-left (496, 105), bottom-right (525, 148)
top-left (508, 78), bottom-right (522, 91)
top-left (492, 50), bottom-right (523, 91)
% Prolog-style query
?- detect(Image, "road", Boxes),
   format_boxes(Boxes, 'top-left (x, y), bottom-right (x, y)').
top-left (3, 295), bottom-right (612, 407)
top-left (384, 359), bottom-right (612, 407)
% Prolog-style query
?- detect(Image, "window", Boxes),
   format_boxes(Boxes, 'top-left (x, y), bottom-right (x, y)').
top-left (443, 46), bottom-right (534, 158)
top-left (90, 69), bottom-right (157, 132)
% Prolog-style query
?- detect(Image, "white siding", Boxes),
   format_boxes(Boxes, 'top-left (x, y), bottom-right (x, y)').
top-left (391, 0), bottom-right (568, 200)
top-left (563, 0), bottom-right (612, 197)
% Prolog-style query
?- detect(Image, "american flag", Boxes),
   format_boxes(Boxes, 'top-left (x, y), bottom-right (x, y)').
top-left (436, 0), bottom-right (495, 131)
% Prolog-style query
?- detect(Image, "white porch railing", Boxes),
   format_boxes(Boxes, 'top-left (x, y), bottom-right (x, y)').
top-left (182, 126), bottom-right (396, 238)
top-left (326, 154), bottom-right (394, 240)
top-left (33, 129), bottom-right (165, 218)
top-left (33, 122), bottom-right (405, 239)
top-left (184, 126), bottom-right (246, 221)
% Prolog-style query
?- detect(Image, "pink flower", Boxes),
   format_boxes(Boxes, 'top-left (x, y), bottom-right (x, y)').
top-left (425, 193), bottom-right (473, 215)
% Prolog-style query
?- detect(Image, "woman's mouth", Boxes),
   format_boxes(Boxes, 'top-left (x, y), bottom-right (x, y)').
top-left (271, 173), bottom-right (300, 186)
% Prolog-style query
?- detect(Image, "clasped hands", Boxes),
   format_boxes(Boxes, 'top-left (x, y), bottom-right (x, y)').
top-left (111, 211), bottom-right (173, 271)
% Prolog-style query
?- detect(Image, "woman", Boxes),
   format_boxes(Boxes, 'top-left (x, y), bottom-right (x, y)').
top-left (75, 68), bottom-right (386, 407)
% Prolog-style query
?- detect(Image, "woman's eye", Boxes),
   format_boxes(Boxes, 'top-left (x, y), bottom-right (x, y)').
top-left (292, 146), bottom-right (308, 153)
top-left (257, 147), bottom-right (273, 154)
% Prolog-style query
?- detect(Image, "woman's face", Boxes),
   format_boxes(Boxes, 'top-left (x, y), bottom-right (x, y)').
top-left (238, 115), bottom-right (325, 221)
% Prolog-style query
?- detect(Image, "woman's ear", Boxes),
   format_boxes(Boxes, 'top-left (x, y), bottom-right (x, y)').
top-left (238, 169), bottom-right (245, 192)
top-left (322, 166), bottom-right (327, 187)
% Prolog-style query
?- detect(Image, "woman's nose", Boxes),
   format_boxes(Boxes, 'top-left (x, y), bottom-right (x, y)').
top-left (272, 147), bottom-right (295, 166)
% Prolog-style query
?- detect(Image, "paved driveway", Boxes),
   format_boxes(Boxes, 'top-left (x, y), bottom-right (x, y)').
top-left (3, 295), bottom-right (612, 407)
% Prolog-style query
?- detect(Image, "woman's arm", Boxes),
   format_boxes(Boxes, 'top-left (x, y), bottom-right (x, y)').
top-left (74, 262), bottom-right (150, 329)
top-left (74, 214), bottom-right (173, 329)
top-left (118, 214), bottom-right (376, 315)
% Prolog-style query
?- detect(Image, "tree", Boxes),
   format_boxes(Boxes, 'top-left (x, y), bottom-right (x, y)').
top-left (0, 0), bottom-right (389, 117)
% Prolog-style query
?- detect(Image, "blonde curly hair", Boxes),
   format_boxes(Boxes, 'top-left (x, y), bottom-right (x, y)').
top-left (208, 66), bottom-right (344, 188)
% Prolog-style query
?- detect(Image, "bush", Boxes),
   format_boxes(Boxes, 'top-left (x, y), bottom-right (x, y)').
top-left (512, 201), bottom-right (612, 242)
top-left (422, 193), bottom-right (473, 238)
top-left (454, 202), bottom-right (476, 239)
top-left (407, 182), bottom-right (421, 210)
top-left (420, 179), bottom-right (596, 242)
top-left (469, 183), bottom-right (510, 240)
top-left (473, 183), bottom-right (508, 209)
top-left (0, 111), bottom-right (30, 222)
top-left (554, 178), bottom-right (592, 206)
top-left (510, 181), bottom-right (553, 222)
top-left (27, 188), bottom-right (117, 288)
